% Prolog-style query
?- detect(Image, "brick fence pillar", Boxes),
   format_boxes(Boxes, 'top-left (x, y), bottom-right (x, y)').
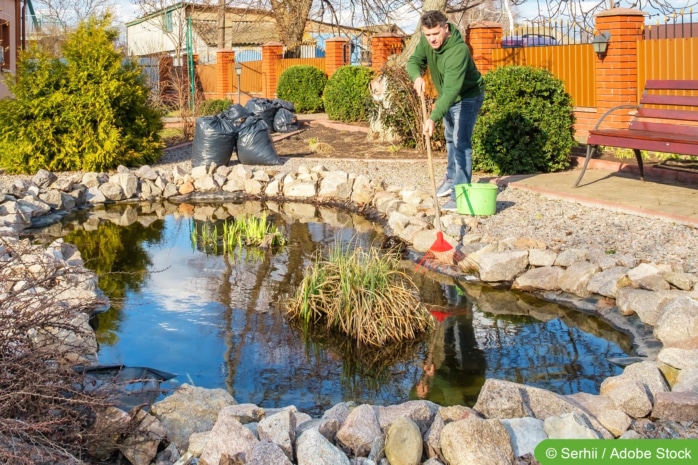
top-left (325, 37), bottom-right (350, 78)
top-left (594, 8), bottom-right (646, 129)
top-left (465, 21), bottom-right (502, 74)
top-left (262, 42), bottom-right (284, 99)
top-left (216, 50), bottom-right (235, 100)
top-left (371, 33), bottom-right (404, 72)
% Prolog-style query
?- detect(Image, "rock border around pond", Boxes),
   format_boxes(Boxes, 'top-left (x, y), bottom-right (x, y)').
top-left (1, 162), bottom-right (698, 465)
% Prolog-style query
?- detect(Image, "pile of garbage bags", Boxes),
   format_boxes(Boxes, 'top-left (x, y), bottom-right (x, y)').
top-left (191, 98), bottom-right (300, 168)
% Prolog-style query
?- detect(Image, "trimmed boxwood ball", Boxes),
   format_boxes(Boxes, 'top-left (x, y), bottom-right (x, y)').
top-left (323, 65), bottom-right (375, 122)
top-left (473, 66), bottom-right (576, 175)
top-left (276, 65), bottom-right (327, 114)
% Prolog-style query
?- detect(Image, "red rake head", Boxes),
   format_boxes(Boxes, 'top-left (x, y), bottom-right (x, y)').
top-left (429, 309), bottom-right (450, 323)
top-left (415, 231), bottom-right (456, 271)
top-left (431, 231), bottom-right (453, 253)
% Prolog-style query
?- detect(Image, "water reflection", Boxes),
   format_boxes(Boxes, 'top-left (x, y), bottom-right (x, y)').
top-left (30, 201), bottom-right (631, 415)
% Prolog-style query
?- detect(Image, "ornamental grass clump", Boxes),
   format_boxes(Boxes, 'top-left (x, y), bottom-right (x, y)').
top-left (287, 243), bottom-right (433, 347)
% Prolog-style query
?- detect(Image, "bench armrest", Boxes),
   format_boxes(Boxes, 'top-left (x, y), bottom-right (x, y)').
top-left (592, 104), bottom-right (639, 131)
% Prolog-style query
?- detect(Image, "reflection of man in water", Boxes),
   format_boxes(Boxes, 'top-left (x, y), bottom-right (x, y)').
top-left (413, 282), bottom-right (487, 406)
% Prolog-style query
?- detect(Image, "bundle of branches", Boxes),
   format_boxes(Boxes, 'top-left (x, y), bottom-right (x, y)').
top-left (0, 237), bottom-right (133, 464)
top-left (370, 63), bottom-right (446, 151)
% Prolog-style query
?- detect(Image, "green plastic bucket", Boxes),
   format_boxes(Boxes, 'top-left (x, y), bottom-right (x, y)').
top-left (454, 183), bottom-right (499, 216)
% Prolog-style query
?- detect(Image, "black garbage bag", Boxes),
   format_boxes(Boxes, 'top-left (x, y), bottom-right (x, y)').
top-left (74, 365), bottom-right (177, 411)
top-left (245, 98), bottom-right (277, 131)
top-left (191, 115), bottom-right (237, 168)
top-left (220, 103), bottom-right (251, 128)
top-left (237, 115), bottom-right (281, 165)
top-left (272, 98), bottom-right (295, 113)
top-left (273, 108), bottom-right (299, 133)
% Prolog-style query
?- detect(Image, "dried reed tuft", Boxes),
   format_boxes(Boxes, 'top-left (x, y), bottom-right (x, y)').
top-left (287, 242), bottom-right (433, 347)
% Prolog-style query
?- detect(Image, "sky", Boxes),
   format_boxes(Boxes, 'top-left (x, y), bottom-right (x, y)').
top-left (108, 0), bottom-right (698, 34)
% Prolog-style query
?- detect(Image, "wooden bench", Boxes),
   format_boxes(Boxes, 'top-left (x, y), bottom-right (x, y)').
top-left (574, 79), bottom-right (698, 187)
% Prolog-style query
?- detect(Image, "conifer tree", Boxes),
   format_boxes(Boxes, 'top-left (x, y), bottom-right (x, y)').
top-left (0, 15), bottom-right (163, 174)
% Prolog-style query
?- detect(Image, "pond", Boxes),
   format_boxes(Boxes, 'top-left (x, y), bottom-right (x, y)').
top-left (33, 200), bottom-right (632, 416)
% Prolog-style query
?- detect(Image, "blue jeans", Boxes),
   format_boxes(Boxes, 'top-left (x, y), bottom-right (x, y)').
top-left (443, 93), bottom-right (485, 200)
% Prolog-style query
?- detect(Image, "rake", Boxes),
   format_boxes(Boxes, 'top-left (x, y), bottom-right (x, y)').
top-left (417, 92), bottom-right (456, 267)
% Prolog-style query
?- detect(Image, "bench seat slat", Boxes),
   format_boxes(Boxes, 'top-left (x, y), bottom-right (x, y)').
top-left (629, 121), bottom-right (698, 136)
top-left (645, 80), bottom-right (698, 91)
top-left (588, 129), bottom-right (698, 156)
top-left (641, 94), bottom-right (698, 107)
top-left (636, 107), bottom-right (698, 122)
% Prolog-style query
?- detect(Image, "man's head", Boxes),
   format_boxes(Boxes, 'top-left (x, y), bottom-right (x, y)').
top-left (421, 10), bottom-right (450, 50)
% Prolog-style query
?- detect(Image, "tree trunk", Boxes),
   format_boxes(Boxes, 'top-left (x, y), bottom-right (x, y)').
top-left (394, 0), bottom-right (447, 66)
top-left (270, 0), bottom-right (313, 49)
top-left (217, 0), bottom-right (225, 49)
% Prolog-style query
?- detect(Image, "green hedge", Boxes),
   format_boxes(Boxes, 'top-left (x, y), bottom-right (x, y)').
top-left (473, 66), bottom-right (576, 175)
top-left (323, 65), bottom-right (375, 122)
top-left (0, 16), bottom-right (163, 174)
top-left (276, 65), bottom-right (327, 113)
top-left (199, 99), bottom-right (232, 116)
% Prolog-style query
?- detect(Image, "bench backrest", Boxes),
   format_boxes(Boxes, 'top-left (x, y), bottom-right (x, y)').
top-left (630, 80), bottom-right (698, 136)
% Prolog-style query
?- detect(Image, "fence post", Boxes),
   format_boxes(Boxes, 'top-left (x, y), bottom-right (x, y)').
top-left (594, 8), bottom-right (645, 129)
top-left (325, 37), bottom-right (350, 78)
top-left (370, 33), bottom-right (404, 72)
top-left (261, 42), bottom-right (284, 99)
top-left (216, 50), bottom-right (235, 100)
top-left (465, 21), bottom-right (502, 74)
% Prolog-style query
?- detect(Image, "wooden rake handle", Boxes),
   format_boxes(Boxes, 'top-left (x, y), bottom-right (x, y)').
top-left (420, 92), bottom-right (443, 232)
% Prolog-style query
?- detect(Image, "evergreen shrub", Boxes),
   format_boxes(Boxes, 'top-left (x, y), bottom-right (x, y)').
top-left (0, 16), bottom-right (163, 174)
top-left (276, 65), bottom-right (327, 114)
top-left (323, 65), bottom-right (375, 122)
top-left (473, 66), bottom-right (576, 175)
top-left (199, 99), bottom-right (232, 116)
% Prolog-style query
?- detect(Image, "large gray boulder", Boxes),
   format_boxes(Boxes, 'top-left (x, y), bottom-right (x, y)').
top-left (441, 416), bottom-right (514, 465)
top-left (151, 384), bottom-right (237, 450)
top-left (473, 379), bottom-right (612, 438)
top-left (296, 428), bottom-right (350, 465)
top-left (198, 410), bottom-right (259, 465)
top-left (335, 404), bottom-right (382, 456)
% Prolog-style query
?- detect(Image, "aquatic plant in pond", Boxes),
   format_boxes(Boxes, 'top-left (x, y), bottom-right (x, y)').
top-left (190, 212), bottom-right (286, 256)
top-left (287, 241), bottom-right (433, 347)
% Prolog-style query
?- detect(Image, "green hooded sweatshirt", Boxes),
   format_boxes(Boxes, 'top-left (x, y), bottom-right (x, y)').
top-left (406, 23), bottom-right (485, 122)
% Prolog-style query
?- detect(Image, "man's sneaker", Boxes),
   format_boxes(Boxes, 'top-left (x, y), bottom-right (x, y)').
top-left (441, 200), bottom-right (458, 212)
top-left (436, 179), bottom-right (453, 197)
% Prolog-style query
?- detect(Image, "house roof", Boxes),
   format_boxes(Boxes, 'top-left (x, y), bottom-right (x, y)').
top-left (193, 19), bottom-right (280, 47)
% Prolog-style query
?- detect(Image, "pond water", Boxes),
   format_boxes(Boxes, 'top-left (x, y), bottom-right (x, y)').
top-left (34, 201), bottom-right (631, 416)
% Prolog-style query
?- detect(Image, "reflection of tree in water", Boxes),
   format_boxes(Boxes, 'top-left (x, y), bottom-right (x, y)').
top-left (476, 311), bottom-right (627, 394)
top-left (64, 217), bottom-right (166, 345)
top-left (292, 319), bottom-right (426, 401)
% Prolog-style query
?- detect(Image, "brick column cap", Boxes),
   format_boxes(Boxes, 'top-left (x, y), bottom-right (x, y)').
top-left (326, 37), bottom-right (350, 42)
top-left (595, 7), bottom-right (646, 18)
top-left (469, 21), bottom-right (503, 29)
top-left (262, 42), bottom-right (284, 47)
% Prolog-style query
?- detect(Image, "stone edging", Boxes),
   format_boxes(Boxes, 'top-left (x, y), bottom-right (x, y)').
top-left (2, 161), bottom-right (698, 465)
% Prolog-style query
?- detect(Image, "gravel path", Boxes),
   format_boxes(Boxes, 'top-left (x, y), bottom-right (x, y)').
top-left (3, 143), bottom-right (697, 273)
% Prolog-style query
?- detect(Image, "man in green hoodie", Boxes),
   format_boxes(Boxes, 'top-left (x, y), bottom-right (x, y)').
top-left (407, 10), bottom-right (485, 212)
